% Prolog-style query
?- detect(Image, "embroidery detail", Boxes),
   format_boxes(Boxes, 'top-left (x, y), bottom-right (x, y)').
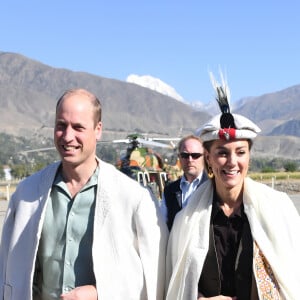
top-left (253, 241), bottom-right (281, 300)
top-left (218, 128), bottom-right (236, 140)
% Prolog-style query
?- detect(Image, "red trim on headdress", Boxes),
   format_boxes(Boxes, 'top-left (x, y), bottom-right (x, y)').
top-left (218, 128), bottom-right (236, 140)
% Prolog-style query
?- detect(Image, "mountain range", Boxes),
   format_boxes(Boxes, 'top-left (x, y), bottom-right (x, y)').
top-left (0, 51), bottom-right (299, 160)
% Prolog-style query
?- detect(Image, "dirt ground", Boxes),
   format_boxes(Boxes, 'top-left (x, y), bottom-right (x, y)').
top-left (262, 179), bottom-right (300, 194)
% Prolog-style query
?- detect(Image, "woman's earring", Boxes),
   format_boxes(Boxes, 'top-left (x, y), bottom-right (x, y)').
top-left (207, 166), bottom-right (214, 179)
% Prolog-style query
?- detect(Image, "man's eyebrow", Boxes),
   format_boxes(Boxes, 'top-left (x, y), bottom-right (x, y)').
top-left (55, 119), bottom-right (66, 124)
top-left (55, 120), bottom-right (84, 126)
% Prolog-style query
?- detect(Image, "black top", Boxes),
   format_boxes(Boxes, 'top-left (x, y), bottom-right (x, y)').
top-left (212, 193), bottom-right (246, 295)
top-left (198, 190), bottom-right (253, 298)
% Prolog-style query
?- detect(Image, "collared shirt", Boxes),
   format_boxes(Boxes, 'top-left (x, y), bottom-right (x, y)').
top-left (34, 166), bottom-right (98, 300)
top-left (179, 174), bottom-right (202, 208)
top-left (160, 173), bottom-right (204, 223)
top-left (211, 192), bottom-right (247, 296)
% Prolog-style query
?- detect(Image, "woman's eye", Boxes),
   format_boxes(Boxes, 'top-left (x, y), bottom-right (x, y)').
top-left (218, 151), bottom-right (227, 156)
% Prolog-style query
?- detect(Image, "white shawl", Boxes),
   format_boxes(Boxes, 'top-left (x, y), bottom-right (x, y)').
top-left (0, 159), bottom-right (168, 300)
top-left (166, 177), bottom-right (300, 300)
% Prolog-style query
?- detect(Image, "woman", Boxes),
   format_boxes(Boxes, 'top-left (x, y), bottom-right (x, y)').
top-left (165, 74), bottom-right (300, 300)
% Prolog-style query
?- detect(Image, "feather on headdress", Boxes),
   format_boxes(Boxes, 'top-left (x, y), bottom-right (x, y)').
top-left (209, 71), bottom-right (236, 129)
top-left (196, 71), bottom-right (261, 141)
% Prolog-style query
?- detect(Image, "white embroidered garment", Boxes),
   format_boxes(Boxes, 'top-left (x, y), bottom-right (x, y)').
top-left (166, 178), bottom-right (300, 300)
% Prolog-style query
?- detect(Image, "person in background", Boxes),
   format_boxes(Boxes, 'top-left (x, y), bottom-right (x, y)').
top-left (0, 88), bottom-right (168, 300)
top-left (165, 73), bottom-right (300, 300)
top-left (160, 135), bottom-right (207, 230)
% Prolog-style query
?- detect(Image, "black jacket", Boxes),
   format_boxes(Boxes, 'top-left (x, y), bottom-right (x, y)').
top-left (163, 179), bottom-right (182, 230)
top-left (164, 173), bottom-right (207, 230)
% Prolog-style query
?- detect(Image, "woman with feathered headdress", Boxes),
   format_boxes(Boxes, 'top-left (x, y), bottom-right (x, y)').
top-left (165, 72), bottom-right (300, 300)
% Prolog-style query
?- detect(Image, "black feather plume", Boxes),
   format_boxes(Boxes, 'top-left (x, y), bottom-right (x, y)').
top-left (210, 71), bottom-right (236, 129)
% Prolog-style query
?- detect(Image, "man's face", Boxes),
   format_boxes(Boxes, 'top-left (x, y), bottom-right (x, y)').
top-left (179, 138), bottom-right (204, 182)
top-left (54, 94), bottom-right (102, 168)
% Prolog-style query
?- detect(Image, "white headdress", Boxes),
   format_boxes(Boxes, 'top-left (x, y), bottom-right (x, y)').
top-left (197, 71), bottom-right (261, 142)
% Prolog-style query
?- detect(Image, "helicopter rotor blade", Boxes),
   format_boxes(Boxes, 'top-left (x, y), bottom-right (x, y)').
top-left (18, 147), bottom-right (56, 154)
top-left (151, 137), bottom-right (180, 142)
top-left (112, 139), bottom-right (131, 144)
top-left (136, 138), bottom-right (172, 149)
top-left (150, 138), bottom-right (180, 149)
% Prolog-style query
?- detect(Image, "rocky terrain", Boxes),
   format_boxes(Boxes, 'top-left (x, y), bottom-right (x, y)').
top-left (270, 179), bottom-right (300, 194)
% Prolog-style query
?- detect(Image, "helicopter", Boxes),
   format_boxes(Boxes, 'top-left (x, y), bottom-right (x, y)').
top-left (16, 132), bottom-right (183, 199)
top-left (113, 133), bottom-right (183, 199)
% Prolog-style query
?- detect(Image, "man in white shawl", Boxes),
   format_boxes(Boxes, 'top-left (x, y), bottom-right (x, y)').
top-left (166, 73), bottom-right (300, 300)
top-left (0, 89), bottom-right (168, 300)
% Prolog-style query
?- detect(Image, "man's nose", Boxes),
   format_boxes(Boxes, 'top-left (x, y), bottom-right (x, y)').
top-left (62, 126), bottom-right (75, 141)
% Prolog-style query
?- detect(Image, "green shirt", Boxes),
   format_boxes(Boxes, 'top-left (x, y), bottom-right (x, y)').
top-left (35, 167), bottom-right (98, 299)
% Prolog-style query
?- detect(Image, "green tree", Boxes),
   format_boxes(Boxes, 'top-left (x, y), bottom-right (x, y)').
top-left (11, 164), bottom-right (30, 179)
top-left (0, 165), bottom-right (5, 179)
top-left (283, 161), bottom-right (298, 172)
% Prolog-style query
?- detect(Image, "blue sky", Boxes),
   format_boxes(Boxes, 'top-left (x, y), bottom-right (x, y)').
top-left (1, 0), bottom-right (300, 104)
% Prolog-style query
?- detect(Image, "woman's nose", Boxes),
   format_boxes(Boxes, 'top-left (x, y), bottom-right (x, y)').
top-left (227, 153), bottom-right (237, 165)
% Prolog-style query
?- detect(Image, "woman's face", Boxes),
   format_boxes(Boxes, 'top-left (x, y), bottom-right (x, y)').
top-left (205, 139), bottom-right (250, 192)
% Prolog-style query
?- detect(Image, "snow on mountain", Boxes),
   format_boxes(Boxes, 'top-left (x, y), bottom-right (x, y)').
top-left (126, 74), bottom-right (184, 102)
top-left (126, 74), bottom-right (218, 115)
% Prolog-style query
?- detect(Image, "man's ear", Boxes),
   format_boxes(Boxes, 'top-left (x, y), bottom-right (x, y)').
top-left (96, 122), bottom-right (102, 141)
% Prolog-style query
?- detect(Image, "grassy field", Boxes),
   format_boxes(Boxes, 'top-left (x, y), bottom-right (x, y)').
top-left (249, 171), bottom-right (300, 181)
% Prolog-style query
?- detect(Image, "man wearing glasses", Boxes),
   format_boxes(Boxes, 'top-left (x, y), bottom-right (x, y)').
top-left (160, 135), bottom-right (207, 230)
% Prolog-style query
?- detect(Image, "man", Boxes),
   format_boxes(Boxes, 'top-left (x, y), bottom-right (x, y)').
top-left (161, 135), bottom-right (207, 230)
top-left (0, 89), bottom-right (168, 300)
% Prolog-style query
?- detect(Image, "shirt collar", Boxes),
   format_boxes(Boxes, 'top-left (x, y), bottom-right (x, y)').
top-left (53, 164), bottom-right (99, 191)
top-left (211, 186), bottom-right (244, 221)
top-left (180, 172), bottom-right (203, 187)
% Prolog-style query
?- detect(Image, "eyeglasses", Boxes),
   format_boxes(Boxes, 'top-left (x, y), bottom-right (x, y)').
top-left (179, 152), bottom-right (203, 159)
